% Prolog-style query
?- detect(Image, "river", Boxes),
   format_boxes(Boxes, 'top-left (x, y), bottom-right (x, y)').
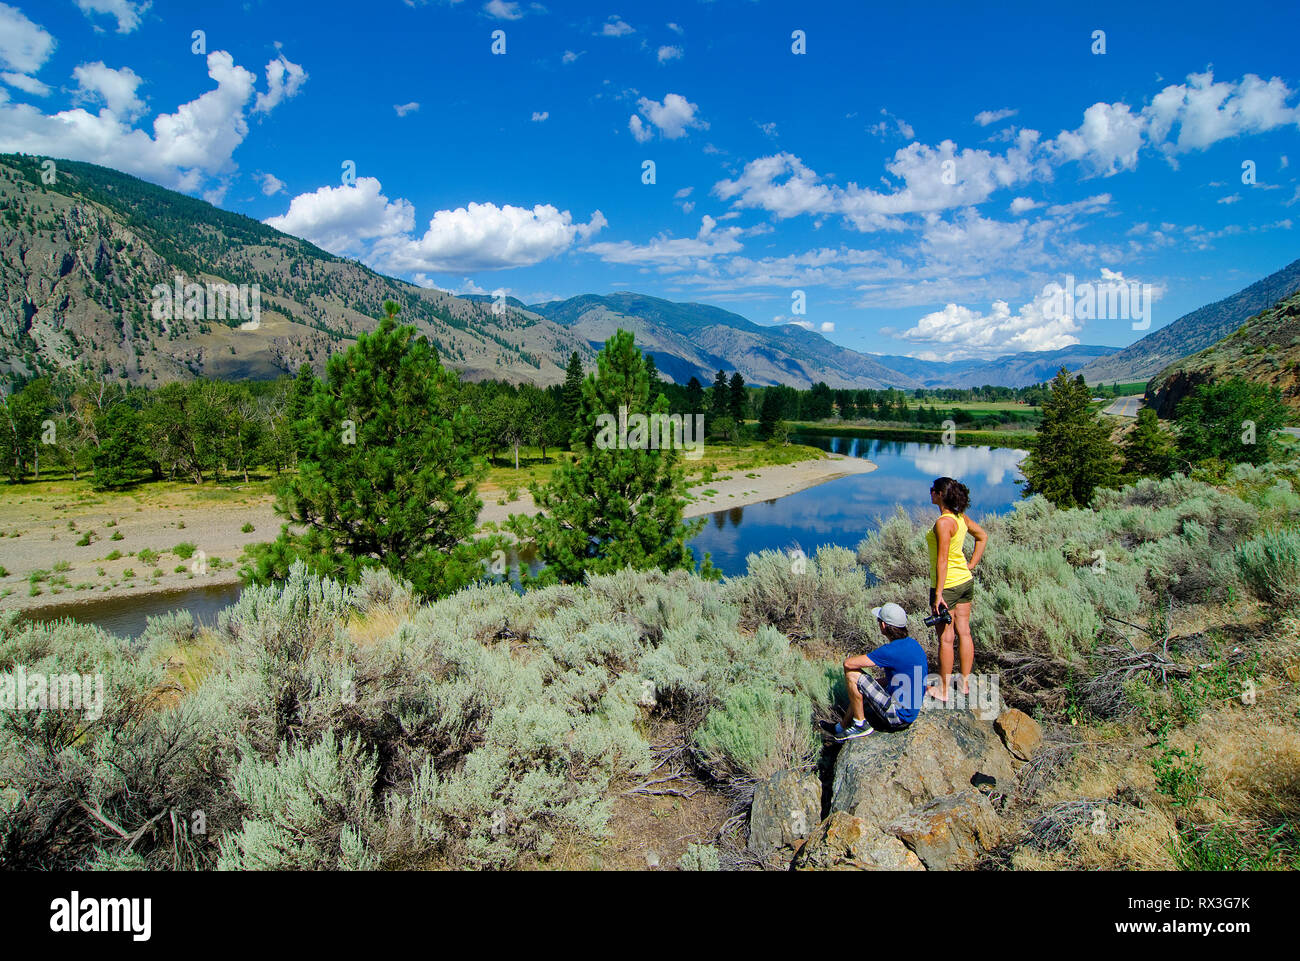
top-left (24, 435), bottom-right (1027, 637)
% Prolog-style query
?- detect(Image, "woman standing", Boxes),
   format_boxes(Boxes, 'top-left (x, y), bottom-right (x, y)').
top-left (925, 477), bottom-right (988, 701)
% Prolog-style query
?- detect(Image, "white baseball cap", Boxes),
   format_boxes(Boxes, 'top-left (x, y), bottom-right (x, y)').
top-left (872, 602), bottom-right (909, 628)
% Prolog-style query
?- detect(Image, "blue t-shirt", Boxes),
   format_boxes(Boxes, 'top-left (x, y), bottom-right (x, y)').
top-left (869, 636), bottom-right (929, 724)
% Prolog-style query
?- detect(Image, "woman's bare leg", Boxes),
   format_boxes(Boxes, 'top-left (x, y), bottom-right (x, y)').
top-left (928, 620), bottom-right (955, 701)
top-left (954, 602), bottom-right (974, 694)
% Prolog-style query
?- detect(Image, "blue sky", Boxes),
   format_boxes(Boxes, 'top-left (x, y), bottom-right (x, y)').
top-left (2, 0), bottom-right (1299, 361)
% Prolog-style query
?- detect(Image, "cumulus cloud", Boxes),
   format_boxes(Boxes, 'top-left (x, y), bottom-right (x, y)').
top-left (376, 201), bottom-right (607, 272)
top-left (0, 3), bottom-right (54, 92)
top-left (657, 45), bottom-right (682, 64)
top-left (394, 101), bottom-right (419, 117)
top-left (899, 269), bottom-right (1162, 358)
top-left (74, 0), bottom-right (149, 34)
top-left (1144, 71), bottom-right (1300, 153)
top-left (258, 172), bottom-right (285, 196)
top-left (73, 62), bottom-right (145, 120)
top-left (628, 92), bottom-right (706, 141)
top-left (0, 50), bottom-right (305, 194)
top-left (253, 53), bottom-right (308, 114)
top-left (264, 177), bottom-right (416, 255)
top-left (531, 110), bottom-right (548, 122)
top-left (1046, 101), bottom-right (1145, 175)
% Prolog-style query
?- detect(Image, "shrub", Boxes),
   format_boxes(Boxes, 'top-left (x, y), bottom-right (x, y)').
top-left (678, 843), bottom-right (721, 870)
top-left (1235, 528), bottom-right (1300, 608)
top-left (138, 548), bottom-right (159, 566)
top-left (694, 682), bottom-right (818, 782)
top-left (173, 542), bottom-right (197, 559)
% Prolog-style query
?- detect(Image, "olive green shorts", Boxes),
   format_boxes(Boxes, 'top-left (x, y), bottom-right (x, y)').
top-left (930, 577), bottom-right (974, 607)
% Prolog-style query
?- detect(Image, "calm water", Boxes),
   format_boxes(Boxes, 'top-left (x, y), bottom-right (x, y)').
top-left (687, 436), bottom-right (1028, 576)
top-left (25, 436), bottom-right (1026, 635)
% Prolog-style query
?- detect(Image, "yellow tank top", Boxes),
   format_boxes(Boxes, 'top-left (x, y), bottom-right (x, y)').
top-left (927, 511), bottom-right (973, 589)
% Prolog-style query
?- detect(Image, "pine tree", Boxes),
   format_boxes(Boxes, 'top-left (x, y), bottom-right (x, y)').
top-left (684, 376), bottom-right (705, 417)
top-left (645, 353), bottom-right (662, 403)
top-left (561, 351), bottom-right (584, 448)
top-left (509, 330), bottom-right (704, 585)
top-left (710, 370), bottom-right (729, 425)
top-left (287, 363), bottom-right (316, 463)
top-left (728, 372), bottom-right (747, 423)
top-left (1020, 369), bottom-right (1119, 508)
top-left (1121, 407), bottom-right (1175, 478)
top-left (248, 304), bottom-right (492, 597)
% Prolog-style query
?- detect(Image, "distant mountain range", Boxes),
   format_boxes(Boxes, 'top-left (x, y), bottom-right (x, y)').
top-left (7, 153), bottom-right (1287, 396)
top-left (1078, 256), bottom-right (1300, 385)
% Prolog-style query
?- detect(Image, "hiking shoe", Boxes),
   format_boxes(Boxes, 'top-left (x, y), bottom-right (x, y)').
top-left (831, 719), bottom-right (873, 741)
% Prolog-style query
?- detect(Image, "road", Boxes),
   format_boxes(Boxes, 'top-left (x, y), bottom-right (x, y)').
top-left (1103, 395), bottom-right (1144, 417)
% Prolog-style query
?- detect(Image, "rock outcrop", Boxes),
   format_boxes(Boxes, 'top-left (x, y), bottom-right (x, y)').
top-left (792, 705), bottom-right (1023, 870)
top-left (792, 811), bottom-right (924, 871)
top-left (748, 768), bottom-right (822, 856)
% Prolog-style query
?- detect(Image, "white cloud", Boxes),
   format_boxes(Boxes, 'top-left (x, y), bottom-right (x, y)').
top-left (666, 22), bottom-right (683, 34)
top-left (530, 110), bottom-right (548, 122)
top-left (974, 108), bottom-right (1017, 127)
top-left (0, 50), bottom-right (303, 194)
top-left (484, 0), bottom-right (523, 19)
top-left (73, 62), bottom-right (145, 120)
top-left (74, 0), bottom-right (149, 34)
top-left (253, 54), bottom-right (308, 114)
top-left (868, 108), bottom-right (914, 140)
top-left (264, 177), bottom-right (416, 255)
top-left (258, 172), bottom-right (285, 196)
top-left (2, 72), bottom-right (49, 96)
top-left (1144, 71), bottom-right (1300, 154)
top-left (1218, 193), bottom-right (1241, 204)
top-left (600, 16), bottom-right (634, 37)
top-left (657, 45), bottom-right (683, 64)
top-left (586, 214), bottom-right (742, 266)
top-left (0, 3), bottom-right (54, 93)
top-left (1009, 196), bottom-right (1041, 214)
top-left (394, 101), bottom-right (420, 117)
top-left (561, 50), bottom-right (582, 64)
top-left (376, 201), bottom-right (607, 272)
top-left (1046, 101), bottom-right (1145, 176)
top-left (819, 321), bottom-right (835, 332)
top-left (629, 92), bottom-right (706, 141)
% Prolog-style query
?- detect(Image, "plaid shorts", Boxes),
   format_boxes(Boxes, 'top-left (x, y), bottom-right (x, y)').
top-left (856, 673), bottom-right (909, 731)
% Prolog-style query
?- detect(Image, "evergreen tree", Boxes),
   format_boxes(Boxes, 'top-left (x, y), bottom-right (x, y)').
top-left (684, 376), bottom-right (705, 417)
top-left (288, 363), bottom-right (317, 463)
top-left (645, 353), bottom-right (662, 404)
top-left (728, 371), bottom-right (747, 423)
top-left (508, 330), bottom-right (705, 585)
top-left (710, 370), bottom-right (729, 424)
top-left (1174, 378), bottom-right (1287, 467)
top-left (561, 351), bottom-right (584, 446)
top-left (1121, 407), bottom-right (1175, 478)
top-left (1019, 369), bottom-right (1120, 508)
top-left (248, 304), bottom-right (492, 597)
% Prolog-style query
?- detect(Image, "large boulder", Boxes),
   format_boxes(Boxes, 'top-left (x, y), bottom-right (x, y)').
top-left (994, 708), bottom-right (1043, 761)
top-left (830, 708), bottom-right (1017, 825)
top-left (885, 789), bottom-right (1002, 870)
top-left (792, 811), bottom-right (924, 871)
top-left (748, 768), bottom-right (822, 856)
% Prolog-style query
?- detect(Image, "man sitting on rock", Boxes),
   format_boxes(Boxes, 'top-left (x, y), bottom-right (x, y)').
top-left (823, 602), bottom-right (928, 741)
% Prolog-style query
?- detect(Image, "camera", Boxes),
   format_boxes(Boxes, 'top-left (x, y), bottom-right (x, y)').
top-left (923, 604), bottom-right (952, 628)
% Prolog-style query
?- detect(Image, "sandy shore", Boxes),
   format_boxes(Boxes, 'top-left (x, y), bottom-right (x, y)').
top-left (2, 452), bottom-right (875, 615)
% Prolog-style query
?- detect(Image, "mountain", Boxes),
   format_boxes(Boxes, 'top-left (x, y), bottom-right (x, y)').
top-left (870, 345), bottom-right (1119, 388)
top-left (1148, 288), bottom-right (1300, 418)
top-left (1077, 256), bottom-right (1300, 384)
top-left (0, 154), bottom-right (593, 386)
top-left (525, 292), bottom-right (922, 389)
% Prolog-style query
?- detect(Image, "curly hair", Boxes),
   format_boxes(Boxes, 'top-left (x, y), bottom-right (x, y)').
top-left (932, 476), bottom-right (970, 515)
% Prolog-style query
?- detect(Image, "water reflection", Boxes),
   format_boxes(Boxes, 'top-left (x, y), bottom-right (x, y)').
top-left (688, 436), bottom-right (1027, 577)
